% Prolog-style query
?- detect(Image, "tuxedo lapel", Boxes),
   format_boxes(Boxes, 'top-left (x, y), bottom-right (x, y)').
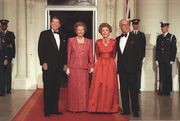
top-left (49, 30), bottom-right (59, 51)
top-left (123, 33), bottom-right (131, 53)
top-left (123, 36), bottom-right (130, 54)
top-left (59, 32), bottom-right (66, 52)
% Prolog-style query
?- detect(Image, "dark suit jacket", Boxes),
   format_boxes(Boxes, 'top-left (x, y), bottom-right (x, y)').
top-left (116, 32), bottom-right (141, 73)
top-left (132, 31), bottom-right (146, 60)
top-left (155, 33), bottom-right (177, 62)
top-left (0, 31), bottom-right (15, 61)
top-left (38, 29), bottom-right (67, 72)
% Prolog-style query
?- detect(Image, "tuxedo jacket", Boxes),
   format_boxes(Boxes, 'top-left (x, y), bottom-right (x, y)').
top-left (38, 29), bottom-right (67, 72)
top-left (116, 32), bottom-right (141, 73)
top-left (155, 33), bottom-right (177, 62)
top-left (0, 30), bottom-right (15, 61)
top-left (132, 31), bottom-right (146, 60)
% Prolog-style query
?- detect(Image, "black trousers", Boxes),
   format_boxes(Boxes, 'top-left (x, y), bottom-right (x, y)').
top-left (0, 62), bottom-right (6, 94)
top-left (43, 69), bottom-right (62, 114)
top-left (0, 64), bottom-right (5, 94)
top-left (119, 71), bottom-right (139, 113)
top-left (4, 62), bottom-right (12, 93)
top-left (159, 61), bottom-right (172, 95)
top-left (137, 60), bottom-right (143, 91)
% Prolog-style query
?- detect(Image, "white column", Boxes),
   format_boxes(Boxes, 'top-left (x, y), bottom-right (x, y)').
top-left (26, 0), bottom-right (37, 89)
top-left (97, 0), bottom-right (107, 38)
top-left (115, 0), bottom-right (124, 36)
top-left (106, 0), bottom-right (116, 37)
top-left (35, 0), bottom-right (46, 88)
top-left (168, 0), bottom-right (180, 91)
top-left (14, 0), bottom-right (27, 89)
top-left (137, 0), bottom-right (168, 91)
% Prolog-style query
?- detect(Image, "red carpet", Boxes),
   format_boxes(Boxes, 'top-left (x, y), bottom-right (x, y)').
top-left (12, 88), bottom-right (129, 121)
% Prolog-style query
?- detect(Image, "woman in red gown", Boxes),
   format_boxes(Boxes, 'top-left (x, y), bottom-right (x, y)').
top-left (67, 21), bottom-right (94, 112)
top-left (88, 23), bottom-right (119, 113)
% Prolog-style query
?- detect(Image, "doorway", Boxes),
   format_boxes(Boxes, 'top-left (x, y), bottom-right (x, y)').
top-left (46, 7), bottom-right (97, 40)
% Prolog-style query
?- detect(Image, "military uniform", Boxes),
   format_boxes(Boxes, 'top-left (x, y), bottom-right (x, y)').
top-left (0, 31), bottom-right (8, 96)
top-left (131, 19), bottom-right (146, 93)
top-left (155, 22), bottom-right (177, 96)
top-left (0, 19), bottom-right (16, 94)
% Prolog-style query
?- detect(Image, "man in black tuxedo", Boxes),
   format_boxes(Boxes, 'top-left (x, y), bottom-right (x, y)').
top-left (38, 16), bottom-right (67, 117)
top-left (0, 19), bottom-right (16, 94)
top-left (155, 21), bottom-right (177, 96)
top-left (116, 19), bottom-right (141, 117)
top-left (131, 19), bottom-right (146, 94)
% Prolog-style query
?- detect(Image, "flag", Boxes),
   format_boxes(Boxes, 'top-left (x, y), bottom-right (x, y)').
top-left (125, 0), bottom-right (130, 19)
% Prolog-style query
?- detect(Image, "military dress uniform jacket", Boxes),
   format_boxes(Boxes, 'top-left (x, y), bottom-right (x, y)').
top-left (132, 31), bottom-right (146, 60)
top-left (0, 34), bottom-right (8, 69)
top-left (155, 33), bottom-right (177, 62)
top-left (0, 31), bottom-right (15, 61)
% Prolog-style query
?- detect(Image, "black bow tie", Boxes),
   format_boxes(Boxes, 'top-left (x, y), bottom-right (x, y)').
top-left (54, 31), bottom-right (59, 34)
top-left (121, 33), bottom-right (127, 37)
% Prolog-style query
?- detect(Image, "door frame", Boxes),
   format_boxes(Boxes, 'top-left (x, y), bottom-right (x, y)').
top-left (45, 6), bottom-right (97, 42)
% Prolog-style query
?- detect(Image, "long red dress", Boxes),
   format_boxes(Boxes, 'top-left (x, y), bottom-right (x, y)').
top-left (67, 37), bottom-right (94, 112)
top-left (88, 39), bottom-right (119, 112)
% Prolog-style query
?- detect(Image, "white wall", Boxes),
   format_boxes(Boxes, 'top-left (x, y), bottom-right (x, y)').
top-left (0, 0), bottom-right (4, 19)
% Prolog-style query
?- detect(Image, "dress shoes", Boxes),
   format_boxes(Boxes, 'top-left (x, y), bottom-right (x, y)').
top-left (157, 91), bottom-right (163, 96)
top-left (164, 93), bottom-right (170, 96)
top-left (120, 111), bottom-right (130, 115)
top-left (0, 93), bottom-right (5, 96)
top-left (44, 113), bottom-right (50, 117)
top-left (133, 112), bottom-right (140, 117)
top-left (7, 91), bottom-right (11, 94)
top-left (52, 111), bottom-right (63, 115)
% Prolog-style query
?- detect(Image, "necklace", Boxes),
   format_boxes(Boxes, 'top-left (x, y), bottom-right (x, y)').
top-left (76, 36), bottom-right (85, 44)
top-left (102, 39), bottom-right (110, 46)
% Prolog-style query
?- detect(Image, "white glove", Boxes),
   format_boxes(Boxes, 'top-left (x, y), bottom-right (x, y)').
top-left (155, 61), bottom-right (159, 66)
top-left (170, 61), bottom-right (174, 64)
top-left (12, 58), bottom-right (15, 64)
top-left (142, 58), bottom-right (145, 63)
top-left (89, 68), bottom-right (94, 73)
top-left (66, 68), bottom-right (70, 75)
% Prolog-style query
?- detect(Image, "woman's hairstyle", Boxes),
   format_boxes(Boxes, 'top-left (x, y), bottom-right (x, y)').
top-left (73, 21), bottom-right (87, 32)
top-left (98, 23), bottom-right (112, 33)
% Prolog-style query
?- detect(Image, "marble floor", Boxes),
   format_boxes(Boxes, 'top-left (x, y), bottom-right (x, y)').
top-left (0, 90), bottom-right (180, 121)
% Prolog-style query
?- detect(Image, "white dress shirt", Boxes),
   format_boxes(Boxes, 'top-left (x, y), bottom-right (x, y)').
top-left (163, 32), bottom-right (168, 37)
top-left (133, 30), bottom-right (138, 34)
top-left (119, 32), bottom-right (129, 54)
top-left (52, 29), bottom-right (60, 50)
